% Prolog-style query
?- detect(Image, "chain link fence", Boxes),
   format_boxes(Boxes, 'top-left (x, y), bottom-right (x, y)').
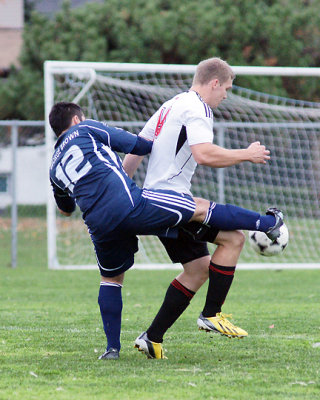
top-left (0, 121), bottom-right (47, 268)
top-left (2, 119), bottom-right (320, 269)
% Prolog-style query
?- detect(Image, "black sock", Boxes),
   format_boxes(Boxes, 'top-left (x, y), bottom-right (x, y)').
top-left (146, 279), bottom-right (195, 343)
top-left (202, 262), bottom-right (236, 317)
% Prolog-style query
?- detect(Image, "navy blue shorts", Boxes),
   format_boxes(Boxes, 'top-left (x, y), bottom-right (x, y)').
top-left (94, 189), bottom-right (196, 277)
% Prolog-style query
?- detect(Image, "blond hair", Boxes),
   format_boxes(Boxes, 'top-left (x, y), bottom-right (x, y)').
top-left (192, 57), bottom-right (235, 85)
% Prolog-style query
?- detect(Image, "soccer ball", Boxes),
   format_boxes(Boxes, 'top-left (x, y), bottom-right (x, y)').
top-left (248, 223), bottom-right (289, 257)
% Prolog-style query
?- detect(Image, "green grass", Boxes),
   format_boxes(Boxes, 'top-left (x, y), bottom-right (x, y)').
top-left (0, 217), bottom-right (47, 268)
top-left (1, 264), bottom-right (320, 400)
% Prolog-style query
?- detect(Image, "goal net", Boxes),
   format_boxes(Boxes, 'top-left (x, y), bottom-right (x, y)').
top-left (45, 61), bottom-right (320, 270)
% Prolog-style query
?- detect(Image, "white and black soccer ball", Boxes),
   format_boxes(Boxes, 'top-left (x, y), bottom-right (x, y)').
top-left (248, 223), bottom-right (289, 257)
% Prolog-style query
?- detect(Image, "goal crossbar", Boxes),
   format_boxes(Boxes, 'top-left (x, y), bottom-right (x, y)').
top-left (45, 60), bottom-right (320, 76)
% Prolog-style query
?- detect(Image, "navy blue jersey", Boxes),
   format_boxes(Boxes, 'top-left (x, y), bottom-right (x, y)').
top-left (50, 119), bottom-right (152, 242)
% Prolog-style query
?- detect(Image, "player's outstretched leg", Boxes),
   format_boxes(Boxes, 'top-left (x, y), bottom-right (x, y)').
top-left (134, 332), bottom-right (166, 359)
top-left (200, 202), bottom-right (284, 240)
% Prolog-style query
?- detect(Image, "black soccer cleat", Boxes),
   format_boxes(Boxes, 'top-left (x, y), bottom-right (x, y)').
top-left (265, 207), bottom-right (284, 241)
top-left (98, 348), bottom-right (119, 360)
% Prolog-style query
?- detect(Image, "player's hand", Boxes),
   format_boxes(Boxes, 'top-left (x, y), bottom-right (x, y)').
top-left (247, 141), bottom-right (270, 164)
top-left (58, 208), bottom-right (73, 217)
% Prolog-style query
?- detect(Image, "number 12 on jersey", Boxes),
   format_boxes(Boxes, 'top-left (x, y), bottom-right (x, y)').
top-left (55, 145), bottom-right (92, 193)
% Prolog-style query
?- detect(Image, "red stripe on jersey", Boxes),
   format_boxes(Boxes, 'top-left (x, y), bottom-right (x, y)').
top-left (171, 279), bottom-right (194, 299)
top-left (155, 106), bottom-right (172, 137)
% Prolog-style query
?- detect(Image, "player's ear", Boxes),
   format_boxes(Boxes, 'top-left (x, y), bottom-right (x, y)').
top-left (211, 78), bottom-right (220, 89)
top-left (72, 115), bottom-right (82, 125)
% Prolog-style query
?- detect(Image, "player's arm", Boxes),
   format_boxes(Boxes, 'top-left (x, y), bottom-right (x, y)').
top-left (58, 208), bottom-right (73, 217)
top-left (86, 120), bottom-right (152, 155)
top-left (122, 134), bottom-right (153, 178)
top-left (50, 179), bottom-right (76, 217)
top-left (122, 154), bottom-right (144, 178)
top-left (186, 104), bottom-right (270, 167)
top-left (122, 114), bottom-right (157, 178)
top-left (191, 141), bottom-right (270, 168)
top-left (130, 135), bottom-right (153, 155)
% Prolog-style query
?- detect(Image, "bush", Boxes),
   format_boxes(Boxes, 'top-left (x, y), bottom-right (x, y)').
top-left (1, 0), bottom-right (320, 119)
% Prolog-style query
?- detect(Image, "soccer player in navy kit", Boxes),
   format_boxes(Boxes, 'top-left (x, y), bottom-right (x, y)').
top-left (49, 101), bottom-right (283, 360)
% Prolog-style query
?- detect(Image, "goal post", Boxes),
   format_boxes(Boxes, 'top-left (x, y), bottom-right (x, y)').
top-left (44, 61), bottom-right (320, 270)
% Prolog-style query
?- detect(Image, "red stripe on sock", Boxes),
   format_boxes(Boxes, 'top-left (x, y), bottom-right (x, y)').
top-left (209, 264), bottom-right (235, 276)
top-left (171, 279), bottom-right (194, 299)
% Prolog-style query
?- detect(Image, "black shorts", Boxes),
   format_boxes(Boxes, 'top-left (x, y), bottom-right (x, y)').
top-left (159, 222), bottom-right (219, 264)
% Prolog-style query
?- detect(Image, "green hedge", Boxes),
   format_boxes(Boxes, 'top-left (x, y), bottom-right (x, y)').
top-left (1, 0), bottom-right (320, 119)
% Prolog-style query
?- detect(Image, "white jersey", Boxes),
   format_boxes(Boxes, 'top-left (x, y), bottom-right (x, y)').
top-left (140, 90), bottom-right (214, 195)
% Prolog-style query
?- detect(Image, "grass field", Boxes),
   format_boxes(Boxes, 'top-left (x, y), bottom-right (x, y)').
top-left (1, 263), bottom-right (320, 400)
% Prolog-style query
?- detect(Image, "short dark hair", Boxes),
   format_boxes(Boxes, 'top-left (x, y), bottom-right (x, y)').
top-left (49, 102), bottom-right (84, 137)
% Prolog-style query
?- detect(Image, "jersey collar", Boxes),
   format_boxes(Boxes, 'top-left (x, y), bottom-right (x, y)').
top-left (188, 90), bottom-right (211, 109)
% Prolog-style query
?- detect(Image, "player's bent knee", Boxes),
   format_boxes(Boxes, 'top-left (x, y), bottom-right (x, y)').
top-left (215, 230), bottom-right (245, 250)
top-left (227, 230), bottom-right (245, 250)
top-left (101, 273), bottom-right (125, 285)
top-left (233, 230), bottom-right (246, 249)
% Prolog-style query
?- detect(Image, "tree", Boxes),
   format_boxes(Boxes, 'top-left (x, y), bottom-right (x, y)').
top-left (1, 0), bottom-right (320, 120)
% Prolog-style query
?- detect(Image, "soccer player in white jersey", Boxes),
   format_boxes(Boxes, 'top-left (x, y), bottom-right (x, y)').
top-left (123, 57), bottom-right (283, 359)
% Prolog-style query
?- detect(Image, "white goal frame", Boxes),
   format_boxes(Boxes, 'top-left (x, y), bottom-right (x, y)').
top-left (44, 61), bottom-right (320, 270)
